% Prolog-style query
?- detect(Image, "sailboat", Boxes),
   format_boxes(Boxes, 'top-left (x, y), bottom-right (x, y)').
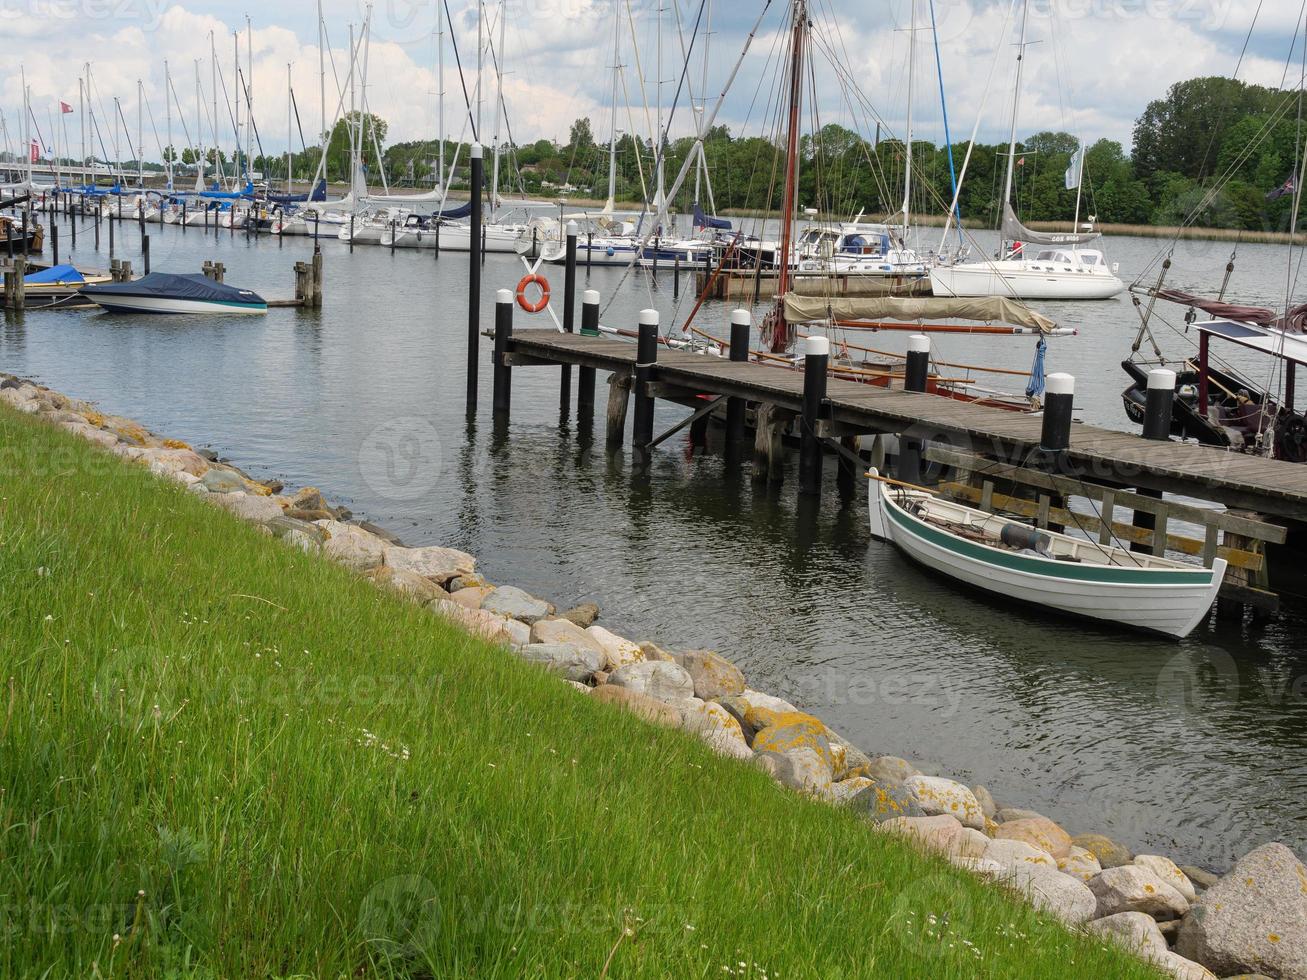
top-left (928, 0), bottom-right (1124, 301)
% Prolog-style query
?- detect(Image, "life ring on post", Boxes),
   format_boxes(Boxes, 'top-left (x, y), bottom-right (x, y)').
top-left (515, 274), bottom-right (551, 314)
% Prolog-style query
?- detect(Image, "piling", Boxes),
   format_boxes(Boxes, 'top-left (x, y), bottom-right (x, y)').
top-left (606, 373), bottom-right (632, 447)
top-left (493, 288), bottom-right (514, 417)
top-left (674, 256), bottom-right (681, 299)
top-left (466, 143), bottom-right (484, 415)
top-left (898, 334), bottom-right (930, 484)
top-left (70, 208), bottom-right (76, 248)
top-left (21, 211), bottom-right (28, 256)
top-left (560, 221), bottom-right (578, 417)
top-left (753, 403), bottom-right (784, 484)
top-left (577, 289), bottom-right (600, 422)
top-left (51, 224), bottom-right (59, 266)
top-left (95, 210), bottom-right (100, 250)
top-left (434, 220), bottom-right (441, 258)
top-left (311, 248), bottom-right (323, 308)
top-left (799, 335), bottom-right (830, 496)
top-left (1134, 368), bottom-right (1177, 553)
top-left (137, 201), bottom-right (145, 237)
top-left (586, 231), bottom-right (593, 274)
top-left (108, 212), bottom-right (115, 258)
top-left (5, 222), bottom-right (11, 259)
top-left (390, 217), bottom-right (396, 254)
top-left (349, 215), bottom-right (355, 253)
top-left (1040, 373), bottom-right (1075, 453)
top-left (13, 257), bottom-right (25, 309)
top-left (726, 310), bottom-right (751, 460)
top-left (632, 309), bottom-right (659, 460)
top-left (181, 200), bottom-right (187, 230)
top-left (142, 233), bottom-right (150, 275)
top-left (294, 261), bottom-right (309, 304)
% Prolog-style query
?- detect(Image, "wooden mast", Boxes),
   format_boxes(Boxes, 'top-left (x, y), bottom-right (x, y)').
top-left (771, 0), bottom-right (807, 353)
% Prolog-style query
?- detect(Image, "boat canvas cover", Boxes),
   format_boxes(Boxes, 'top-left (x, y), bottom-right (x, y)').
top-left (24, 264), bottom-right (85, 284)
top-left (783, 293), bottom-right (1057, 334)
top-left (1002, 201), bottom-right (1100, 247)
top-left (268, 179), bottom-right (328, 205)
top-left (694, 203), bottom-right (731, 231)
top-left (83, 273), bottom-right (265, 305)
top-left (1155, 288), bottom-right (1307, 333)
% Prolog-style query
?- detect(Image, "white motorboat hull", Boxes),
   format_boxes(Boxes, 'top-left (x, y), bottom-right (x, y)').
top-left (867, 471), bottom-right (1226, 639)
top-left (86, 295), bottom-right (267, 315)
top-left (929, 261), bottom-right (1125, 300)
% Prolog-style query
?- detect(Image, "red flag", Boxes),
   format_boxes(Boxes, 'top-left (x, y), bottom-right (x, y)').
top-left (1017, 156), bottom-right (1025, 166)
top-left (29, 140), bottom-right (39, 162)
top-left (60, 101), bottom-right (73, 114)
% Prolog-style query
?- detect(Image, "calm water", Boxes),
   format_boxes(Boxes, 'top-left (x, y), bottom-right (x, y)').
top-left (3, 213), bottom-right (1305, 870)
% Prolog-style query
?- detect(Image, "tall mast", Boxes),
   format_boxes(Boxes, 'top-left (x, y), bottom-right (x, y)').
top-left (211, 31), bottom-right (219, 186)
top-left (605, 0), bottom-right (621, 213)
top-left (246, 15), bottom-right (253, 184)
top-left (22, 69), bottom-right (30, 187)
top-left (902, 0), bottom-right (915, 242)
top-left (233, 30), bottom-right (240, 179)
top-left (1000, 0), bottom-right (1030, 239)
top-left (476, 0), bottom-right (484, 138)
top-left (694, 0), bottom-right (713, 206)
top-left (773, 0), bottom-right (807, 351)
top-left (195, 59), bottom-right (204, 191)
top-left (165, 61), bottom-right (173, 188)
top-left (654, 0), bottom-right (665, 210)
top-left (112, 96), bottom-right (121, 182)
top-left (348, 23), bottom-right (356, 190)
top-left (287, 63), bottom-right (293, 193)
top-left (137, 78), bottom-right (144, 187)
top-left (490, 0), bottom-right (506, 211)
top-left (80, 72), bottom-right (86, 178)
top-left (318, 0), bottom-right (326, 145)
top-left (437, 1), bottom-right (446, 189)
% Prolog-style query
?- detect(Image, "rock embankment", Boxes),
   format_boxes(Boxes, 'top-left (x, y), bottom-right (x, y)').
top-left (5, 372), bottom-right (1304, 980)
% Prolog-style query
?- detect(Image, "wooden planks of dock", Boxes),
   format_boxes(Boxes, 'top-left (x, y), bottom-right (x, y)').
top-left (508, 329), bottom-right (1307, 523)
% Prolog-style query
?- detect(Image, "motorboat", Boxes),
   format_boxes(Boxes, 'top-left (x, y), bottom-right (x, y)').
top-left (81, 272), bottom-right (267, 315)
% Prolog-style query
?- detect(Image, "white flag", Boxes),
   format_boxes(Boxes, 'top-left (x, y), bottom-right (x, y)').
top-left (1065, 146), bottom-right (1084, 190)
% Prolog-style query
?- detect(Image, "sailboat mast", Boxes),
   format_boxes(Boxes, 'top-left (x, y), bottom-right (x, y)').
top-left (774, 0), bottom-right (808, 349)
top-left (655, 0), bottom-right (665, 210)
top-left (195, 60), bottom-right (203, 191)
top-left (318, 0), bottom-right (326, 146)
top-left (437, 1), bottom-right (446, 190)
top-left (137, 79), bottom-right (144, 187)
top-left (490, 0), bottom-right (505, 211)
top-left (1072, 137), bottom-right (1084, 231)
top-left (902, 0), bottom-right (915, 242)
top-left (476, 0), bottom-right (484, 138)
top-left (246, 15), bottom-right (253, 183)
top-left (211, 32), bottom-right (219, 186)
top-left (1000, 0), bottom-right (1030, 240)
top-left (80, 74), bottom-right (86, 178)
top-left (287, 63), bottom-right (293, 193)
top-left (233, 30), bottom-right (240, 179)
top-left (606, 0), bottom-right (621, 212)
top-left (165, 61), bottom-right (173, 188)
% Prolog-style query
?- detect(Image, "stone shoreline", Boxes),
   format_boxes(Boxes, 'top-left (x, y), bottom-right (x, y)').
top-left (4, 373), bottom-right (1304, 980)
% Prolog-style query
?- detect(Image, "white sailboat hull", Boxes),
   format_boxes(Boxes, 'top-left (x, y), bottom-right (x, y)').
top-left (867, 472), bottom-right (1226, 639)
top-left (929, 260), bottom-right (1125, 300)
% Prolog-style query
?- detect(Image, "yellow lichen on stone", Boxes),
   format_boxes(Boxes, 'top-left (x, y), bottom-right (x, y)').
top-left (751, 713), bottom-right (833, 770)
top-left (162, 438), bottom-right (191, 450)
top-left (83, 410), bottom-right (105, 427)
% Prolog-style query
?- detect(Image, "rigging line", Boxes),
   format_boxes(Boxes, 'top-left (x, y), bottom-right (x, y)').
top-left (1282, 0), bottom-right (1307, 90)
top-left (442, 0), bottom-right (479, 143)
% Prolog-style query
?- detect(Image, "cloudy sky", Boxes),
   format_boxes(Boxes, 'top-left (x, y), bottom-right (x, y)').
top-left (0, 0), bottom-right (1297, 162)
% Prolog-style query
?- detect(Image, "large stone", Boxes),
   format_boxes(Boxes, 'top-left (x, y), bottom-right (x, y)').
top-left (607, 660), bottom-right (695, 703)
top-left (201, 467), bottom-right (246, 493)
top-left (847, 778), bottom-right (925, 824)
top-left (480, 585), bottom-right (551, 624)
top-left (0, 387), bottom-right (39, 413)
top-left (751, 714), bottom-right (834, 772)
top-left (994, 816), bottom-right (1073, 859)
top-left (61, 420), bottom-right (119, 448)
top-left (672, 650), bottom-right (745, 700)
top-left (755, 747), bottom-right (833, 797)
top-left (368, 566), bottom-right (446, 603)
top-left (1134, 855), bottom-right (1198, 903)
top-left (906, 775), bottom-right (986, 831)
top-left (972, 784), bottom-right (998, 820)
top-left (267, 515), bottom-right (327, 545)
top-left (1072, 833), bottom-right (1134, 869)
top-left (875, 814), bottom-right (965, 856)
top-left (517, 643), bottom-right (604, 683)
top-left (448, 586), bottom-right (494, 610)
top-left (740, 688), bottom-right (799, 716)
top-left (210, 491), bottom-right (285, 523)
top-left (430, 600), bottom-right (517, 646)
top-left (996, 807), bottom-right (1049, 824)
top-left (589, 683), bottom-right (680, 726)
top-left (135, 446), bottom-right (210, 478)
top-left (1058, 845), bottom-right (1104, 883)
top-left (1175, 842), bottom-right (1307, 980)
top-left (317, 521), bottom-right (387, 571)
top-left (1089, 865), bottom-right (1191, 920)
top-left (530, 618), bottom-right (606, 655)
top-left (826, 731), bottom-right (874, 781)
top-left (384, 545), bottom-right (476, 585)
top-left (982, 837), bottom-right (1057, 872)
top-left (829, 776), bottom-right (874, 805)
top-left (1178, 866), bottom-right (1220, 892)
top-left (865, 755), bottom-right (919, 784)
top-left (701, 729), bottom-right (753, 760)
top-left (1003, 863), bottom-right (1097, 924)
top-left (1151, 952), bottom-right (1218, 980)
top-left (561, 602), bottom-right (600, 628)
top-left (637, 641), bottom-right (676, 663)
top-left (585, 625), bottom-right (645, 671)
top-left (679, 700), bottom-right (745, 744)
top-left (1087, 911), bottom-right (1169, 958)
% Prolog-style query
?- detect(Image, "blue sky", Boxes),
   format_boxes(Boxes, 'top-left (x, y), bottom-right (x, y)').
top-left (1, 1), bottom-right (1295, 161)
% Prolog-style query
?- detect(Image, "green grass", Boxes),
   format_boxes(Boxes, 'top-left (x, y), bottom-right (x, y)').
top-left (0, 405), bottom-right (1161, 979)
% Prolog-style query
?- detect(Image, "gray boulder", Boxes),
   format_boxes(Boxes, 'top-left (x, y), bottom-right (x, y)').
top-left (866, 755), bottom-right (919, 784)
top-left (1176, 842), bottom-right (1307, 980)
top-left (607, 660), bottom-right (695, 703)
top-left (1072, 833), bottom-right (1134, 869)
top-left (211, 491), bottom-right (284, 523)
top-left (672, 650), bottom-right (745, 700)
top-left (1087, 911), bottom-right (1169, 957)
top-left (847, 778), bottom-right (924, 824)
top-left (1004, 863), bottom-right (1098, 924)
top-left (1089, 865), bottom-right (1190, 920)
top-left (481, 585), bottom-right (552, 624)
top-left (201, 467), bottom-right (246, 493)
top-left (516, 643), bottom-right (603, 683)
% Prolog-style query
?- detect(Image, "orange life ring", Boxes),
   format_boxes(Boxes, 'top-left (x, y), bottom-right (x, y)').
top-left (516, 273), bottom-right (551, 314)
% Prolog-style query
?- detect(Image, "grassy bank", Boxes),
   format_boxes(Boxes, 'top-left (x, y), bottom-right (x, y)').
top-left (0, 405), bottom-right (1159, 978)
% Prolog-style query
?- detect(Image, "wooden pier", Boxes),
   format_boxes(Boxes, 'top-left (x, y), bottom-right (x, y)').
top-left (498, 327), bottom-right (1303, 610)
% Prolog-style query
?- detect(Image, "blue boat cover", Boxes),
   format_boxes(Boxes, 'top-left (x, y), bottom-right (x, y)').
top-left (268, 179), bottom-right (328, 205)
top-left (82, 272), bottom-right (265, 305)
top-left (694, 203), bottom-right (731, 231)
top-left (432, 200), bottom-right (474, 220)
top-left (25, 264), bottom-right (86, 284)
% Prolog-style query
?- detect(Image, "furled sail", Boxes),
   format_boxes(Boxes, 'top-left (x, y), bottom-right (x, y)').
top-left (783, 293), bottom-right (1057, 334)
top-left (1001, 201), bottom-right (1099, 247)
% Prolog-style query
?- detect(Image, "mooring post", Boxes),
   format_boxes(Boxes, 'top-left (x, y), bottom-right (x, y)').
top-left (138, 200), bottom-right (145, 237)
top-left (21, 210), bottom-right (28, 256)
top-left (51, 224), bottom-right (59, 266)
top-left (586, 231), bottom-right (593, 275)
top-left (13, 257), bottom-right (25, 310)
top-left (1040, 373), bottom-right (1075, 455)
top-left (578, 289), bottom-right (600, 423)
top-left (181, 200), bottom-right (187, 230)
top-left (311, 247), bottom-right (323, 308)
top-left (5, 222), bottom-right (11, 259)
top-left (466, 143), bottom-right (484, 415)
top-left (560, 220), bottom-right (578, 417)
top-left (390, 217), bottom-right (396, 254)
top-left (726, 309), bottom-right (751, 460)
top-left (674, 255), bottom-right (681, 299)
top-left (1133, 368), bottom-right (1176, 554)
top-left (753, 402), bottom-right (784, 484)
top-left (141, 233), bottom-right (149, 275)
top-left (434, 219), bottom-right (441, 259)
top-left (94, 209), bottom-right (100, 250)
top-left (606, 373), bottom-right (632, 446)
top-left (898, 334), bottom-right (930, 484)
top-left (70, 206), bottom-right (76, 248)
top-left (493, 288), bottom-right (514, 417)
top-left (799, 334), bottom-right (830, 496)
top-left (108, 211), bottom-right (115, 258)
top-left (836, 435), bottom-right (860, 496)
top-left (632, 308), bottom-right (659, 459)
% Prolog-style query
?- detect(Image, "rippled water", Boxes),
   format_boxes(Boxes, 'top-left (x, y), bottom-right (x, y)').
top-left (3, 214), bottom-right (1304, 869)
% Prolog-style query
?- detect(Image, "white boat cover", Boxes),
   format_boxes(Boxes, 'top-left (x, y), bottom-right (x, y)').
top-left (783, 293), bottom-right (1057, 334)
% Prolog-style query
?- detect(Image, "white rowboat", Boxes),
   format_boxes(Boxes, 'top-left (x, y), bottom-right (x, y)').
top-left (866, 469), bottom-right (1226, 639)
